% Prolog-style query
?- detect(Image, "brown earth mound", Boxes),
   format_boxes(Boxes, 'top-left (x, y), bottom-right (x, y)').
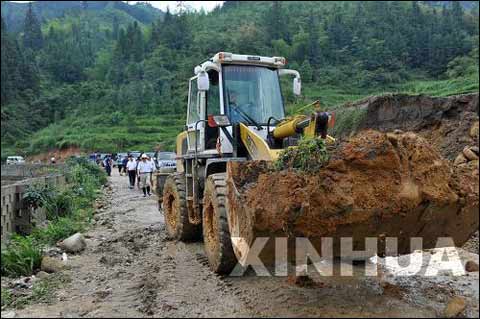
top-left (340, 93), bottom-right (479, 160)
top-left (226, 130), bottom-right (479, 259)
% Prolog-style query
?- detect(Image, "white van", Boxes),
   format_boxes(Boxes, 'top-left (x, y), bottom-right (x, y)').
top-left (6, 156), bottom-right (26, 165)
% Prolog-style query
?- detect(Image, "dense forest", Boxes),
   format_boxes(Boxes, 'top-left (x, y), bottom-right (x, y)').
top-left (1, 1), bottom-right (479, 157)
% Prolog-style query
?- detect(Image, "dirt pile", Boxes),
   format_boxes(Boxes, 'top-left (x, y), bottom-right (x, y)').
top-left (340, 93), bottom-right (479, 160)
top-left (226, 130), bottom-right (479, 260)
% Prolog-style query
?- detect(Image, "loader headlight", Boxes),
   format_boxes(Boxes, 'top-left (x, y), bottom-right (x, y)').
top-left (218, 52), bottom-right (233, 62)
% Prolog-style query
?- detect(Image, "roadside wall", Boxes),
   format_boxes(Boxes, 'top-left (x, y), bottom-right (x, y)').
top-left (1, 174), bottom-right (67, 245)
top-left (1, 164), bottom-right (67, 178)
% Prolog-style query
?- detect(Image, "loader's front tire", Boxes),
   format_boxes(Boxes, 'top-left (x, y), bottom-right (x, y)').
top-left (162, 173), bottom-right (201, 241)
top-left (202, 173), bottom-right (238, 274)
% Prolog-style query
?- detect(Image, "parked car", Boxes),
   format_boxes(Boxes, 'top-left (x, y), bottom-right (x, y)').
top-left (129, 151), bottom-right (142, 160)
top-left (6, 156), bottom-right (25, 165)
top-left (155, 151), bottom-right (176, 169)
top-left (89, 153), bottom-right (98, 163)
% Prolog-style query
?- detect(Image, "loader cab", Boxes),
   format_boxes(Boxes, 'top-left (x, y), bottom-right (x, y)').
top-left (186, 52), bottom-right (301, 156)
top-left (222, 65), bottom-right (285, 126)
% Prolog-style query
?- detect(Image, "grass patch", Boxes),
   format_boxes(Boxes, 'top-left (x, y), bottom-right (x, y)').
top-left (21, 113), bottom-right (186, 156)
top-left (0, 236), bottom-right (43, 278)
top-left (1, 289), bottom-right (13, 309)
top-left (392, 75), bottom-right (479, 97)
top-left (330, 107), bottom-right (368, 137)
top-left (285, 72), bottom-right (478, 117)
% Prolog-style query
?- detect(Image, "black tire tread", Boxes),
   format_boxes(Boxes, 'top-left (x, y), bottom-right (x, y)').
top-left (203, 173), bottom-right (237, 274)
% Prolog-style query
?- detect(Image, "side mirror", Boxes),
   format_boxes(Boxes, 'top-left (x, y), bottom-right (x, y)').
top-left (293, 77), bottom-right (301, 96)
top-left (197, 71), bottom-right (209, 91)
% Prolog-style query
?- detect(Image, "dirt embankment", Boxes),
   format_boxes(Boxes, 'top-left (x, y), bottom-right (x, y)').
top-left (227, 94), bottom-right (479, 259)
top-left (340, 93), bottom-right (479, 160)
top-left (27, 147), bottom-right (86, 163)
top-left (340, 93), bottom-right (480, 252)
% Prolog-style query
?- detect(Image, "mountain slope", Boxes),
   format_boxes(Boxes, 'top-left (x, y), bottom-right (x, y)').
top-left (1, 1), bottom-right (163, 33)
top-left (1, 1), bottom-right (478, 159)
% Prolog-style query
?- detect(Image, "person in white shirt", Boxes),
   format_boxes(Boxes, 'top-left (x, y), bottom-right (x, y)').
top-left (137, 154), bottom-right (154, 197)
top-left (126, 155), bottom-right (137, 189)
top-left (148, 155), bottom-right (157, 187)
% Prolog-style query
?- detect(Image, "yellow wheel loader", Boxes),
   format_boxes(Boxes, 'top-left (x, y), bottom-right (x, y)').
top-left (162, 52), bottom-right (332, 272)
top-left (162, 52), bottom-right (479, 274)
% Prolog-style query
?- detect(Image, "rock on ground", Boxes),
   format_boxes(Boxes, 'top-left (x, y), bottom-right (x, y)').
top-left (41, 256), bottom-right (65, 273)
top-left (444, 297), bottom-right (467, 318)
top-left (463, 146), bottom-right (479, 161)
top-left (58, 233), bottom-right (86, 253)
top-left (465, 260), bottom-right (479, 272)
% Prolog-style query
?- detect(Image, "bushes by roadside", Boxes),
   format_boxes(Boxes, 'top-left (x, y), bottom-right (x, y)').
top-left (0, 160), bottom-right (106, 278)
top-left (0, 235), bottom-right (43, 277)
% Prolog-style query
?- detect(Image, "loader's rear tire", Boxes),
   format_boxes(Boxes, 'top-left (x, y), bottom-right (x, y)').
top-left (162, 173), bottom-right (201, 241)
top-left (202, 173), bottom-right (238, 274)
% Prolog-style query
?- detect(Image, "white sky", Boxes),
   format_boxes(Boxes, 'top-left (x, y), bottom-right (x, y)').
top-left (132, 1), bottom-right (225, 13)
top-left (11, 1), bottom-right (225, 13)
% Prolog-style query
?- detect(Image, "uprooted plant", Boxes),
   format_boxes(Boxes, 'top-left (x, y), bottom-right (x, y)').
top-left (274, 137), bottom-right (330, 172)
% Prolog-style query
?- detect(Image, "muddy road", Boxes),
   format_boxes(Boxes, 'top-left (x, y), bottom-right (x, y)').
top-left (13, 170), bottom-right (479, 318)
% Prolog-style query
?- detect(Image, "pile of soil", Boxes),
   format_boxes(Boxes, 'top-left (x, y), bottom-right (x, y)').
top-left (226, 130), bottom-right (479, 258)
top-left (340, 93), bottom-right (479, 161)
top-left (341, 93), bottom-right (479, 252)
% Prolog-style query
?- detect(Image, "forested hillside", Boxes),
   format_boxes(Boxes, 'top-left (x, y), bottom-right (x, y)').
top-left (1, 1), bottom-right (479, 158)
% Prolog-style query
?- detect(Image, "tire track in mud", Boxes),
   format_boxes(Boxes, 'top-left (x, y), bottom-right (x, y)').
top-left (88, 172), bottom-right (252, 318)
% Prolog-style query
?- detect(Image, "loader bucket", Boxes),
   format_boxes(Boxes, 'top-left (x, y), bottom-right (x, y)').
top-left (225, 130), bottom-right (479, 265)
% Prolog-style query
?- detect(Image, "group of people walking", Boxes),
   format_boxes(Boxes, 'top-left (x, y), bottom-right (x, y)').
top-left (102, 153), bottom-right (156, 197)
top-left (126, 153), bottom-right (156, 197)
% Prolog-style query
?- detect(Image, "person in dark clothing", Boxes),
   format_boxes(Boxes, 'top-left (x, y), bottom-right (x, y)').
top-left (121, 156), bottom-right (129, 175)
top-left (104, 156), bottom-right (113, 176)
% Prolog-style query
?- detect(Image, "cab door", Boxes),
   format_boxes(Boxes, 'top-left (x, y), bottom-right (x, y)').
top-left (186, 76), bottom-right (206, 153)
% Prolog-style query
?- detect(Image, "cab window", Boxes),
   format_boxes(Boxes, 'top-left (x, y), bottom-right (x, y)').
top-left (187, 78), bottom-right (200, 124)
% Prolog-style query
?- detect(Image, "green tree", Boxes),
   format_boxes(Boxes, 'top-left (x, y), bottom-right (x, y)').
top-left (299, 59), bottom-right (313, 83)
top-left (307, 14), bottom-right (321, 68)
top-left (23, 3), bottom-right (43, 51)
top-left (112, 16), bottom-right (119, 40)
top-left (265, 1), bottom-right (289, 43)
